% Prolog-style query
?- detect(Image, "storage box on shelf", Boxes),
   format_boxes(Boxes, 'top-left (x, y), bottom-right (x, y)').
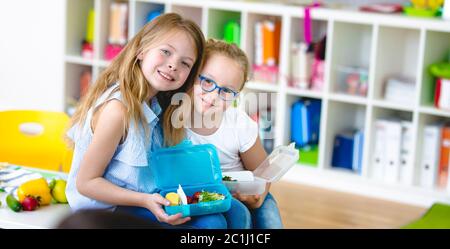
top-left (63, 0), bottom-right (450, 206)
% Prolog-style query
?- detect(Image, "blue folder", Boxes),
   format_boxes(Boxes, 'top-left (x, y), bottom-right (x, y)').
top-left (331, 130), bottom-right (364, 173)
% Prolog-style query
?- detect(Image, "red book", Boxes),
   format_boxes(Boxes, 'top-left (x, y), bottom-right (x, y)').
top-left (437, 126), bottom-right (450, 189)
top-left (434, 78), bottom-right (441, 108)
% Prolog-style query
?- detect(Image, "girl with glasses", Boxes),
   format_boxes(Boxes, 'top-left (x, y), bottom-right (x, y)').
top-left (163, 38), bottom-right (283, 229)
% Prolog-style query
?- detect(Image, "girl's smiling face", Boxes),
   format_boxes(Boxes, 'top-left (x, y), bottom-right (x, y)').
top-left (193, 54), bottom-right (244, 114)
top-left (139, 30), bottom-right (196, 93)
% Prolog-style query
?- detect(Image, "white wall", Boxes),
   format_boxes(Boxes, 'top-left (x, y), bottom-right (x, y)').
top-left (0, 0), bottom-right (65, 112)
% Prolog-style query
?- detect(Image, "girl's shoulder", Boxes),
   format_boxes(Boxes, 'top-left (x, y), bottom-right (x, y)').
top-left (93, 83), bottom-right (123, 109)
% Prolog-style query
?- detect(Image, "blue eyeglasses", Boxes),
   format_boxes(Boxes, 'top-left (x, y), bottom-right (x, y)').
top-left (198, 75), bottom-right (239, 101)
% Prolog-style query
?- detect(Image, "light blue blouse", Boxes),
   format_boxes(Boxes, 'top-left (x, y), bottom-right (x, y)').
top-left (66, 84), bottom-right (163, 211)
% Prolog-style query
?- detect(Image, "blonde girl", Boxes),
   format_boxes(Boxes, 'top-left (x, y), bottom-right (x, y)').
top-left (66, 13), bottom-right (205, 227)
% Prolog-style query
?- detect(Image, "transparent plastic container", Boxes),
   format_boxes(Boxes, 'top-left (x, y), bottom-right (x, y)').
top-left (336, 66), bottom-right (368, 96)
top-left (222, 171), bottom-right (266, 195)
top-left (151, 140), bottom-right (231, 217)
top-left (222, 143), bottom-right (299, 195)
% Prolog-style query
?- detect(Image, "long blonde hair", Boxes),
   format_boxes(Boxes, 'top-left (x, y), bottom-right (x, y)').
top-left (69, 13), bottom-right (205, 142)
top-left (163, 38), bottom-right (250, 146)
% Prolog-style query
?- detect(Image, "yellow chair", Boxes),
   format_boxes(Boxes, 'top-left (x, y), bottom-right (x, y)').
top-left (0, 110), bottom-right (73, 173)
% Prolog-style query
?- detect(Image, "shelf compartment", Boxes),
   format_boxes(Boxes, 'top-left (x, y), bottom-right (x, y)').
top-left (329, 21), bottom-right (373, 96)
top-left (65, 0), bottom-right (95, 57)
top-left (238, 89), bottom-right (277, 153)
top-left (98, 0), bottom-right (131, 61)
top-left (324, 100), bottom-right (366, 173)
top-left (171, 5), bottom-right (202, 29)
top-left (373, 26), bottom-right (420, 104)
top-left (245, 12), bottom-right (282, 84)
top-left (65, 63), bottom-right (93, 115)
top-left (368, 107), bottom-right (414, 185)
top-left (132, 1), bottom-right (165, 36)
top-left (285, 95), bottom-right (323, 167)
top-left (288, 17), bottom-right (328, 90)
top-left (207, 9), bottom-right (241, 45)
top-left (420, 30), bottom-right (450, 107)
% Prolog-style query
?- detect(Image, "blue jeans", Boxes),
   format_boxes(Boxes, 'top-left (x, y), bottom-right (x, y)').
top-left (115, 206), bottom-right (227, 229)
top-left (223, 198), bottom-right (252, 229)
top-left (250, 192), bottom-right (283, 229)
top-left (224, 193), bottom-right (283, 229)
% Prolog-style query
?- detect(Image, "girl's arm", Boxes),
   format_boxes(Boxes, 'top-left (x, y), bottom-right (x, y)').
top-left (76, 100), bottom-right (190, 225)
top-left (237, 135), bottom-right (270, 209)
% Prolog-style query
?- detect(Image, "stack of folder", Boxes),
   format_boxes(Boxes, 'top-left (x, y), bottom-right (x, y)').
top-left (419, 124), bottom-right (450, 190)
top-left (331, 129), bottom-right (364, 174)
top-left (372, 119), bottom-right (414, 184)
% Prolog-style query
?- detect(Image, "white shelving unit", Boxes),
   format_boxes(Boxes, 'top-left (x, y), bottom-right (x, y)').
top-left (63, 0), bottom-right (450, 207)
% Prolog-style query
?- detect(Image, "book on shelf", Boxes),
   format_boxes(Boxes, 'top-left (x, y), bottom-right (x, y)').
top-left (105, 2), bottom-right (128, 61)
top-left (434, 78), bottom-right (450, 111)
top-left (382, 119), bottom-right (402, 184)
top-left (372, 119), bottom-right (387, 180)
top-left (108, 2), bottom-right (128, 45)
top-left (399, 121), bottom-right (414, 185)
top-left (437, 125), bottom-right (450, 189)
top-left (331, 129), bottom-right (364, 174)
top-left (253, 19), bottom-right (281, 84)
top-left (373, 119), bottom-right (414, 184)
top-left (419, 124), bottom-right (442, 188)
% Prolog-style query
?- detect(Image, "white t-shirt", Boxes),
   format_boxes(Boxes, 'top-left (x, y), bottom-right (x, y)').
top-left (186, 108), bottom-right (258, 172)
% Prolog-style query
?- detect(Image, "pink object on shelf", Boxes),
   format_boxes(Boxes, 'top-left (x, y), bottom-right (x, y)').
top-left (304, 1), bottom-right (322, 45)
top-left (105, 44), bottom-right (124, 61)
top-left (252, 64), bottom-right (279, 84)
top-left (310, 58), bottom-right (324, 91)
